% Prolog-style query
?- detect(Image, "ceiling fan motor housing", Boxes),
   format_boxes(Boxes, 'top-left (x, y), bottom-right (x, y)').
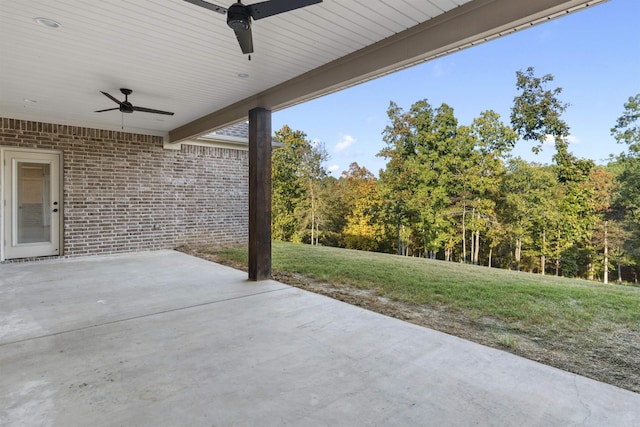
top-left (120, 102), bottom-right (134, 113)
top-left (120, 89), bottom-right (134, 113)
top-left (227, 3), bottom-right (250, 31)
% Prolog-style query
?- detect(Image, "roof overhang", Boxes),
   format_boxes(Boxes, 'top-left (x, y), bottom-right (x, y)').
top-left (169, 0), bottom-right (607, 143)
top-left (0, 0), bottom-right (607, 143)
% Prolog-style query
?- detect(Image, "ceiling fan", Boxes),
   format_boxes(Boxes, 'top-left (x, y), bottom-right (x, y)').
top-left (95, 88), bottom-right (174, 116)
top-left (184, 0), bottom-right (323, 55)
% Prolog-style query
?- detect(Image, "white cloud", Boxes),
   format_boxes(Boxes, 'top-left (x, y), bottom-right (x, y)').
top-left (335, 134), bottom-right (356, 152)
top-left (543, 134), bottom-right (580, 145)
top-left (328, 164), bottom-right (340, 174)
top-left (566, 135), bottom-right (580, 144)
top-left (431, 61), bottom-right (448, 78)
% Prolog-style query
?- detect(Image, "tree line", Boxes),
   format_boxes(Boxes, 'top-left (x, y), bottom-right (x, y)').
top-left (271, 67), bottom-right (640, 284)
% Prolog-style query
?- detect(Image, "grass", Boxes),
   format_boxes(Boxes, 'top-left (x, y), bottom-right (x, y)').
top-left (492, 332), bottom-right (520, 349)
top-left (216, 241), bottom-right (640, 339)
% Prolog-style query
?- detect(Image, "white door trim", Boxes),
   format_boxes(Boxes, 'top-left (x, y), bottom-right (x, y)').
top-left (1, 147), bottom-right (63, 260)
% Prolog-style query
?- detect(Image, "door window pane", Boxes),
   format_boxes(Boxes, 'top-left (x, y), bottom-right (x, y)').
top-left (17, 162), bottom-right (51, 244)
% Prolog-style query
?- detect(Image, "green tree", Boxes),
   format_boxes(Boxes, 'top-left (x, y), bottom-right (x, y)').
top-left (300, 140), bottom-right (329, 245)
top-left (611, 94), bottom-right (640, 222)
top-left (380, 101), bottom-right (517, 264)
top-left (340, 163), bottom-right (385, 251)
top-left (465, 110), bottom-right (517, 265)
top-left (316, 175), bottom-right (347, 247)
top-left (510, 67), bottom-right (595, 277)
top-left (378, 101), bottom-right (420, 255)
top-left (582, 167), bottom-right (616, 281)
top-left (611, 94), bottom-right (640, 150)
top-left (610, 94), bottom-right (640, 280)
top-left (511, 66), bottom-right (569, 155)
top-left (272, 125), bottom-right (328, 244)
top-left (415, 102), bottom-right (461, 259)
top-left (499, 159), bottom-right (559, 272)
top-left (272, 126), bottom-right (307, 241)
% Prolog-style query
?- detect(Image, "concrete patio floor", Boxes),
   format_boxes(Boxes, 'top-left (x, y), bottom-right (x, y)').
top-left (1, 250), bottom-right (638, 426)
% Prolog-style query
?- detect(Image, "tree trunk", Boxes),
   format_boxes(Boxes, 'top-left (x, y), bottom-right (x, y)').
top-left (617, 262), bottom-right (623, 284)
top-left (309, 177), bottom-right (316, 245)
top-left (474, 230), bottom-right (480, 266)
top-left (461, 206), bottom-right (466, 264)
top-left (469, 209), bottom-right (475, 264)
top-left (604, 220), bottom-right (609, 284)
top-left (555, 228), bottom-right (561, 276)
top-left (470, 228), bottom-right (475, 264)
top-left (508, 238), bottom-right (513, 270)
top-left (310, 209), bottom-right (315, 245)
top-left (515, 237), bottom-right (522, 271)
top-left (488, 247), bottom-right (493, 268)
top-left (541, 228), bottom-right (546, 275)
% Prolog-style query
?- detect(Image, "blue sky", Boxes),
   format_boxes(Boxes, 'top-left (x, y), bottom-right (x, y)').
top-left (272, 0), bottom-right (640, 177)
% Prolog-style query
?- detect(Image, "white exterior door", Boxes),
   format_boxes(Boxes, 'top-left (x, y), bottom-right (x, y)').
top-left (2, 150), bottom-right (61, 259)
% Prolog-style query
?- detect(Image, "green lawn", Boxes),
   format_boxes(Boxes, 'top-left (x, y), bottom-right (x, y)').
top-left (216, 241), bottom-right (640, 338)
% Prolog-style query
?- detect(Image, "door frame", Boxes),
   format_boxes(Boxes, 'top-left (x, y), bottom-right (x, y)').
top-left (1, 147), bottom-right (63, 261)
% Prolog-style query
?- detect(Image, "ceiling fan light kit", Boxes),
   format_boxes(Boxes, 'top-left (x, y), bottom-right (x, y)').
top-left (227, 4), bottom-right (250, 31)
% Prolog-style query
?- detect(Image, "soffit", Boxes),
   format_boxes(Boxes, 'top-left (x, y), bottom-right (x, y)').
top-left (0, 0), bottom-right (606, 142)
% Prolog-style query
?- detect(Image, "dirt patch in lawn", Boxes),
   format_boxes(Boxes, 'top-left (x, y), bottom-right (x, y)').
top-left (180, 247), bottom-right (640, 394)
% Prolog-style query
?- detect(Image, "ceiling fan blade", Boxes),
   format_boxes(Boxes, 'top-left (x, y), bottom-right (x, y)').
top-left (132, 106), bottom-right (175, 116)
top-left (100, 91), bottom-right (124, 105)
top-left (183, 0), bottom-right (227, 14)
top-left (94, 107), bottom-right (120, 113)
top-left (248, 0), bottom-right (322, 20)
top-left (234, 27), bottom-right (254, 54)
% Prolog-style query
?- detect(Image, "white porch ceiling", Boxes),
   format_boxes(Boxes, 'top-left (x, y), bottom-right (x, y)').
top-left (0, 0), bottom-right (607, 142)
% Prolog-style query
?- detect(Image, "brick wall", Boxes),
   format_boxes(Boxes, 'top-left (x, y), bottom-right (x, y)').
top-left (1, 118), bottom-right (248, 257)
